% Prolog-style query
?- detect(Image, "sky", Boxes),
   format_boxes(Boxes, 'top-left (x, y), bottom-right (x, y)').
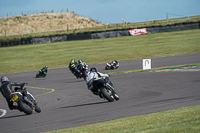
top-left (0, 0), bottom-right (199, 24)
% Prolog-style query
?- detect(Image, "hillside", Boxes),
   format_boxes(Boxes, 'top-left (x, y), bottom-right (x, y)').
top-left (0, 12), bottom-right (103, 36)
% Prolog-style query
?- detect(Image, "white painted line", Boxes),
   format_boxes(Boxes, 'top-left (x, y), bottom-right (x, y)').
top-left (0, 109), bottom-right (7, 118)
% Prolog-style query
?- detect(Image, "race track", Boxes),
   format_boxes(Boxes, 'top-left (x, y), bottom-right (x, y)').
top-left (0, 53), bottom-right (200, 133)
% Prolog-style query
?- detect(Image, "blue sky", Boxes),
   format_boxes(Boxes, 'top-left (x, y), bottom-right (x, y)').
top-left (0, 0), bottom-right (199, 24)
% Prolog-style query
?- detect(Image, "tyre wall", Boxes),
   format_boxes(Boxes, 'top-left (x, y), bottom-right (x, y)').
top-left (0, 22), bottom-right (199, 47)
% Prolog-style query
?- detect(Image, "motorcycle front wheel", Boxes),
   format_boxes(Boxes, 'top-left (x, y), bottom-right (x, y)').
top-left (35, 104), bottom-right (41, 113)
top-left (105, 66), bottom-right (109, 70)
top-left (17, 100), bottom-right (33, 115)
top-left (36, 73), bottom-right (39, 78)
top-left (100, 87), bottom-right (114, 102)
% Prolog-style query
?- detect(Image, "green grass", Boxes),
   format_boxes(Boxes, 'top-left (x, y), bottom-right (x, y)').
top-left (0, 29), bottom-right (200, 74)
top-left (46, 105), bottom-right (200, 133)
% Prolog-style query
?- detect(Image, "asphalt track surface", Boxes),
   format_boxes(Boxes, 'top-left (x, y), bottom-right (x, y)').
top-left (0, 53), bottom-right (200, 133)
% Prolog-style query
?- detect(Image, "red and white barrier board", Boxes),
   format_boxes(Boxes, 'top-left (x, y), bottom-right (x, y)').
top-left (129, 28), bottom-right (147, 36)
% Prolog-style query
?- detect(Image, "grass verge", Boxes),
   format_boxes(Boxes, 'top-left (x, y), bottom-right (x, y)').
top-left (46, 105), bottom-right (200, 133)
top-left (108, 64), bottom-right (200, 75)
top-left (0, 29), bottom-right (200, 74)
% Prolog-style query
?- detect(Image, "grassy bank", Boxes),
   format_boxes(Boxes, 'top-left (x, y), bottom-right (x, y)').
top-left (46, 105), bottom-right (200, 133)
top-left (0, 15), bottom-right (200, 41)
top-left (0, 29), bottom-right (200, 74)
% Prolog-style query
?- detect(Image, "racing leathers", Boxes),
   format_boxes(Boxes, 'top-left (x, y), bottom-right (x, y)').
top-left (69, 60), bottom-right (77, 74)
top-left (86, 71), bottom-right (109, 96)
top-left (74, 61), bottom-right (87, 78)
top-left (112, 60), bottom-right (119, 68)
top-left (40, 66), bottom-right (48, 76)
top-left (0, 81), bottom-right (26, 110)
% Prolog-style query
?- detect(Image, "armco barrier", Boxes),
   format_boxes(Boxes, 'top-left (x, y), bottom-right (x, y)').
top-left (91, 30), bottom-right (129, 39)
top-left (146, 22), bottom-right (199, 33)
top-left (0, 21), bottom-right (199, 48)
top-left (51, 35), bottom-right (67, 42)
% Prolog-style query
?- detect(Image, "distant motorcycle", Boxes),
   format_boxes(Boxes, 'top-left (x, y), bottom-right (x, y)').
top-left (11, 83), bottom-right (41, 115)
top-left (105, 60), bottom-right (119, 70)
top-left (36, 69), bottom-right (47, 78)
top-left (75, 62), bottom-right (89, 80)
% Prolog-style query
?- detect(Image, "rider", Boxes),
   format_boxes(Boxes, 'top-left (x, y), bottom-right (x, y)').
top-left (0, 76), bottom-right (26, 110)
top-left (74, 60), bottom-right (85, 78)
top-left (69, 59), bottom-right (77, 74)
top-left (112, 59), bottom-right (119, 68)
top-left (86, 67), bottom-right (109, 98)
top-left (40, 66), bottom-right (48, 76)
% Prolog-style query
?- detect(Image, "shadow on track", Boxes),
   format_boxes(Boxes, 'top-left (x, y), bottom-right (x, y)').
top-left (61, 101), bottom-right (108, 109)
top-left (0, 114), bottom-right (28, 119)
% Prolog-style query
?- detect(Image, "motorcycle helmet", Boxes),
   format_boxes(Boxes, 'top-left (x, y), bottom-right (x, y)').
top-left (45, 66), bottom-right (48, 68)
top-left (90, 67), bottom-right (97, 72)
top-left (78, 60), bottom-right (82, 64)
top-left (1, 76), bottom-right (9, 84)
top-left (71, 59), bottom-right (75, 63)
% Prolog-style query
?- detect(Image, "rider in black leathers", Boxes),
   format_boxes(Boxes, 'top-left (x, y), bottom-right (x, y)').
top-left (74, 60), bottom-right (84, 78)
top-left (0, 76), bottom-right (27, 110)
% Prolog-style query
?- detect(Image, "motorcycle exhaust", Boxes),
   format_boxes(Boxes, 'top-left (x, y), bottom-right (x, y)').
top-left (24, 96), bottom-right (33, 105)
top-left (104, 83), bottom-right (115, 92)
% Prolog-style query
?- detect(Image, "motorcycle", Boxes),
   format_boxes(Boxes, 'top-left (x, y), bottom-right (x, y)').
top-left (89, 76), bottom-right (119, 102)
top-left (36, 69), bottom-right (47, 78)
top-left (75, 62), bottom-right (89, 80)
top-left (11, 83), bottom-right (41, 115)
top-left (105, 61), bottom-right (119, 70)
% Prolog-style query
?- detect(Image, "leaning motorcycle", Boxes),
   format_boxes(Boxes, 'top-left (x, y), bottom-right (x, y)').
top-left (89, 77), bottom-right (119, 102)
top-left (10, 83), bottom-right (41, 115)
top-left (105, 62), bottom-right (119, 70)
top-left (76, 63), bottom-right (89, 80)
top-left (36, 69), bottom-right (47, 78)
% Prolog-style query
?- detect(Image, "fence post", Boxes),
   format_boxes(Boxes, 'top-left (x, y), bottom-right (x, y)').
top-left (106, 21), bottom-right (108, 29)
top-left (10, 12), bottom-right (12, 17)
top-left (5, 29), bottom-right (6, 37)
top-left (146, 18), bottom-right (148, 25)
top-left (22, 11), bottom-right (24, 16)
top-left (166, 13), bottom-right (168, 24)
top-left (37, 10), bottom-right (38, 15)
top-left (188, 14), bottom-right (189, 21)
top-left (67, 25), bottom-right (69, 32)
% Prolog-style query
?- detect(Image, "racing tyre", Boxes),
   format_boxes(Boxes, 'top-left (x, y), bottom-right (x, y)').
top-left (36, 73), bottom-right (39, 78)
top-left (82, 71), bottom-right (87, 81)
top-left (113, 93), bottom-right (119, 101)
top-left (35, 104), bottom-right (41, 113)
top-left (100, 87), bottom-right (114, 102)
top-left (17, 100), bottom-right (33, 115)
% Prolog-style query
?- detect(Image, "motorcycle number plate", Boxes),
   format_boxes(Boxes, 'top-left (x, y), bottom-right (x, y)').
top-left (11, 95), bottom-right (18, 102)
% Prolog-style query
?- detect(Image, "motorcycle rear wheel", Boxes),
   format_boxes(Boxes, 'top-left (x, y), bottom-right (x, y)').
top-left (17, 100), bottom-right (33, 115)
top-left (100, 87), bottom-right (114, 102)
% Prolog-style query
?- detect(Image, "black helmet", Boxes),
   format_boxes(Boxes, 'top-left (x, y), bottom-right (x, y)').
top-left (78, 60), bottom-right (82, 64)
top-left (90, 67), bottom-right (97, 72)
top-left (1, 76), bottom-right (9, 84)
